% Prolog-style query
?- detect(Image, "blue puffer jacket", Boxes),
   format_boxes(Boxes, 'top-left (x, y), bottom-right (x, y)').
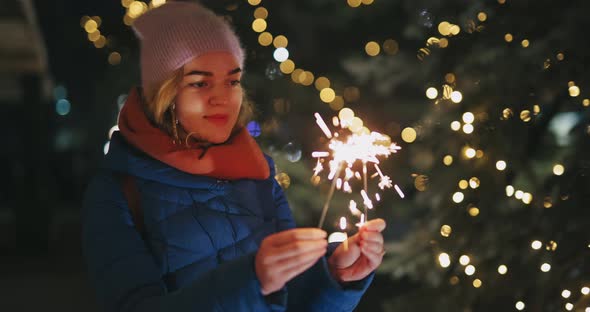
top-left (82, 132), bottom-right (373, 312)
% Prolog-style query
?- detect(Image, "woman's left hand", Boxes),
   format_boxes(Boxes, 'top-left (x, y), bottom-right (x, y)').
top-left (327, 218), bottom-right (386, 283)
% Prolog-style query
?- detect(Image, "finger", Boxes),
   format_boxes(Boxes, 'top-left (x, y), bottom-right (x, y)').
top-left (264, 240), bottom-right (327, 263)
top-left (361, 246), bottom-right (385, 268)
top-left (361, 218), bottom-right (386, 232)
top-left (265, 228), bottom-right (327, 246)
top-left (280, 257), bottom-right (321, 284)
top-left (360, 231), bottom-right (384, 245)
top-left (277, 247), bottom-right (326, 275)
top-left (360, 240), bottom-right (383, 254)
top-left (258, 248), bottom-right (325, 285)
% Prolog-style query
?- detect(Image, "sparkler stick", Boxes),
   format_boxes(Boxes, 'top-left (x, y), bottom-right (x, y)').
top-left (318, 163), bottom-right (343, 229)
top-left (362, 161), bottom-right (368, 218)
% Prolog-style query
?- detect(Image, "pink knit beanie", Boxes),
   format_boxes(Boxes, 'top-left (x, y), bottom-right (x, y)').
top-left (132, 1), bottom-right (245, 90)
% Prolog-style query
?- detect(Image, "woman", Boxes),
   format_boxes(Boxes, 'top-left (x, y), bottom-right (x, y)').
top-left (82, 2), bottom-right (386, 311)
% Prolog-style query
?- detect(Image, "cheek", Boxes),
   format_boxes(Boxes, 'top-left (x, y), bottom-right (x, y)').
top-left (230, 90), bottom-right (243, 113)
top-left (176, 94), bottom-right (205, 119)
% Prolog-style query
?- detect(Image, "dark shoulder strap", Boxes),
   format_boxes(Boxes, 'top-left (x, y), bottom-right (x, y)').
top-left (117, 173), bottom-right (145, 236)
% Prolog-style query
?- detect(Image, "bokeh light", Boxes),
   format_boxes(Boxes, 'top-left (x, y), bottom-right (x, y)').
top-left (365, 41), bottom-right (381, 56)
top-left (401, 127), bottom-right (417, 143)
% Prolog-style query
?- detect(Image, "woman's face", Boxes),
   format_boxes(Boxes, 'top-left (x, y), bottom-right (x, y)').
top-left (175, 51), bottom-right (243, 144)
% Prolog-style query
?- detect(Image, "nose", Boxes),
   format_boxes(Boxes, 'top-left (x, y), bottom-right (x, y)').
top-left (209, 97), bottom-right (227, 106)
top-left (209, 86), bottom-right (228, 106)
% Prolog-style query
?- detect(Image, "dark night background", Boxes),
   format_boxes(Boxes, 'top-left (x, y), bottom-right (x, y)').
top-left (1, 0), bottom-right (589, 311)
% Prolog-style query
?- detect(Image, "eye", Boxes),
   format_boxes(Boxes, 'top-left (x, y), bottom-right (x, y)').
top-left (189, 81), bottom-right (208, 88)
top-left (229, 80), bottom-right (241, 87)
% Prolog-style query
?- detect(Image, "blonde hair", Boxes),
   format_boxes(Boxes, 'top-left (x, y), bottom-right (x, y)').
top-left (142, 67), bottom-right (254, 146)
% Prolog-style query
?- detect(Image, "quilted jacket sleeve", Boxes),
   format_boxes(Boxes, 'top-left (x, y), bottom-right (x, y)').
top-left (267, 156), bottom-right (374, 311)
top-left (82, 172), bottom-right (274, 312)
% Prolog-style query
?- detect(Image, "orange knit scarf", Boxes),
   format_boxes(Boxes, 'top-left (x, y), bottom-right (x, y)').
top-left (117, 88), bottom-right (269, 180)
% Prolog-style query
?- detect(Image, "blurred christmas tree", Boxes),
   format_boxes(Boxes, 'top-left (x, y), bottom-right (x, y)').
top-left (237, 0), bottom-right (590, 310)
top-left (75, 0), bottom-right (590, 310)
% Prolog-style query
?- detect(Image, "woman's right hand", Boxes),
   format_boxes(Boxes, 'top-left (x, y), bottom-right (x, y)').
top-left (255, 228), bottom-right (328, 295)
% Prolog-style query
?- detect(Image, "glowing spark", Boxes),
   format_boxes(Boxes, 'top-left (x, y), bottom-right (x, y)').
top-left (378, 176), bottom-right (393, 190)
top-left (394, 184), bottom-right (405, 198)
top-left (313, 159), bottom-right (323, 176)
top-left (339, 217), bottom-right (347, 230)
top-left (343, 181), bottom-right (352, 193)
top-left (356, 213), bottom-right (365, 228)
top-left (312, 151), bottom-right (330, 158)
top-left (315, 112), bottom-right (332, 139)
top-left (332, 116), bottom-right (340, 127)
top-left (360, 190), bottom-right (374, 209)
top-left (328, 165), bottom-right (338, 180)
top-left (374, 164), bottom-right (393, 189)
top-left (349, 200), bottom-right (361, 216)
top-left (327, 131), bottom-right (400, 169)
top-left (375, 193), bottom-right (381, 201)
top-left (345, 168), bottom-right (354, 180)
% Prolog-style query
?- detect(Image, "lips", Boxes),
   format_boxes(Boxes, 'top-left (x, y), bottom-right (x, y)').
top-left (204, 114), bottom-right (229, 126)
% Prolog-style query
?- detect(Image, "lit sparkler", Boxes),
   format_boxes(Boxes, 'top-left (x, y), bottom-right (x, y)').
top-left (313, 108), bottom-right (403, 229)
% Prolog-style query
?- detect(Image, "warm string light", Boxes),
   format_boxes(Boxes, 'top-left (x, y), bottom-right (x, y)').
top-left (428, 27), bottom-right (575, 302)
top-left (82, 1), bottom-right (170, 65)
top-left (247, 0), bottom-right (357, 111)
top-left (425, 76), bottom-right (464, 105)
top-left (80, 16), bottom-right (107, 49)
top-left (465, 264), bottom-right (476, 276)
top-left (502, 163), bottom-right (564, 205)
top-left (419, 9), bottom-right (576, 300)
top-left (79, 15), bottom-right (123, 65)
top-left (347, 0), bottom-right (375, 8)
top-left (440, 225), bottom-right (452, 237)
top-left (439, 250), bottom-right (513, 290)
top-left (417, 15), bottom-right (485, 61)
top-left (438, 252), bottom-right (451, 268)
top-left (248, 0), bottom-right (400, 113)
top-left (121, 1), bottom-right (159, 25)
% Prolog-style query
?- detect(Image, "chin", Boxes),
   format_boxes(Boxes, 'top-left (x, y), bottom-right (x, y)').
top-left (208, 131), bottom-right (232, 144)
